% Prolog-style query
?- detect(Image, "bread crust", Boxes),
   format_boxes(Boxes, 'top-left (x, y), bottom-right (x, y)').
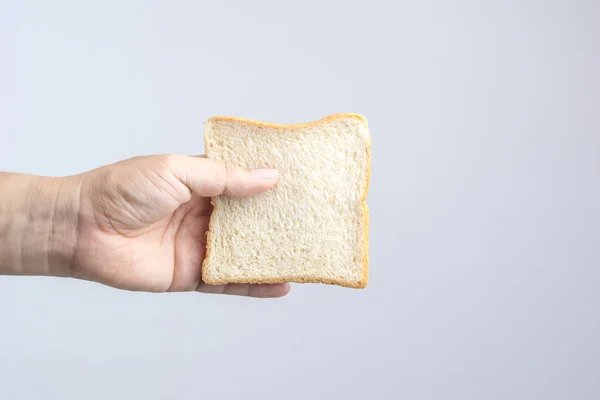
top-left (205, 112), bottom-right (368, 130)
top-left (201, 113), bottom-right (371, 289)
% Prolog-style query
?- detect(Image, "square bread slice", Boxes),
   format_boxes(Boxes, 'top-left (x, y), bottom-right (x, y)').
top-left (202, 113), bottom-right (371, 288)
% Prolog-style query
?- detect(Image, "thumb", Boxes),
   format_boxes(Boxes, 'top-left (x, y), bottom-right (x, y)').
top-left (163, 155), bottom-right (278, 197)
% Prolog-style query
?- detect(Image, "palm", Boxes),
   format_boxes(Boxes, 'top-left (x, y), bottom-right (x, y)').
top-left (74, 160), bottom-right (210, 292)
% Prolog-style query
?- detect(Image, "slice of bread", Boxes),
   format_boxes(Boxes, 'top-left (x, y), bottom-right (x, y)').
top-left (202, 113), bottom-right (371, 288)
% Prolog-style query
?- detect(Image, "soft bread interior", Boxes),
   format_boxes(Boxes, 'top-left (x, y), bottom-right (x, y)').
top-left (202, 114), bottom-right (370, 288)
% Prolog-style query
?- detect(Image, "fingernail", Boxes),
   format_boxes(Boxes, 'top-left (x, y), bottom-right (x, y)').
top-left (252, 168), bottom-right (278, 180)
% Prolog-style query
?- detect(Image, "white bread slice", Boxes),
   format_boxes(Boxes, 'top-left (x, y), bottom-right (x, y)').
top-left (202, 113), bottom-right (371, 288)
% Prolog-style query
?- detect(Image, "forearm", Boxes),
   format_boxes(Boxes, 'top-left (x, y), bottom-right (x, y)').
top-left (0, 172), bottom-right (79, 277)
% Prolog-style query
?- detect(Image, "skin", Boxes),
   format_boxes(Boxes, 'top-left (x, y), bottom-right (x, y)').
top-left (0, 154), bottom-right (290, 298)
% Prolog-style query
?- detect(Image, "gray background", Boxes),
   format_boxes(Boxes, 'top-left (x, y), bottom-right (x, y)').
top-left (1, 0), bottom-right (599, 399)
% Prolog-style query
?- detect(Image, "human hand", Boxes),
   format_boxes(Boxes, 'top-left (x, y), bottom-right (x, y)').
top-left (65, 155), bottom-right (289, 297)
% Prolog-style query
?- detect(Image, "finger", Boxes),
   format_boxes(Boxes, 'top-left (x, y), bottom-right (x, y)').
top-left (196, 282), bottom-right (291, 298)
top-left (165, 155), bottom-right (278, 197)
top-left (247, 283), bottom-right (291, 298)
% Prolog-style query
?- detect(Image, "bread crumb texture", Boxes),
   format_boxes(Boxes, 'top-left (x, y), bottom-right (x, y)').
top-left (202, 113), bottom-right (371, 288)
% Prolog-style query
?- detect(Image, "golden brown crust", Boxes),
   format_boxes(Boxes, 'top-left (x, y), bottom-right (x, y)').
top-left (202, 275), bottom-right (365, 288)
top-left (359, 116), bottom-right (371, 288)
top-left (201, 113), bottom-right (371, 289)
top-left (206, 112), bottom-right (368, 130)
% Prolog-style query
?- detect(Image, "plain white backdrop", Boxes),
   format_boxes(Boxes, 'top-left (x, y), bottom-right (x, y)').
top-left (1, 1), bottom-right (599, 398)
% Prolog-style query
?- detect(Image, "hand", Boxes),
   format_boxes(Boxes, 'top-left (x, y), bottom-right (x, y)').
top-left (67, 155), bottom-right (289, 297)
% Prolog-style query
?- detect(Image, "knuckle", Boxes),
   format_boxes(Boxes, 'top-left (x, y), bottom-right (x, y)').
top-left (223, 161), bottom-right (234, 179)
top-left (159, 154), bottom-right (179, 168)
top-left (220, 161), bottom-right (235, 194)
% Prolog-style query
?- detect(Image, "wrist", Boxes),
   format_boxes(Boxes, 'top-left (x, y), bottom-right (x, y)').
top-left (46, 175), bottom-right (83, 278)
top-left (0, 173), bottom-right (81, 277)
